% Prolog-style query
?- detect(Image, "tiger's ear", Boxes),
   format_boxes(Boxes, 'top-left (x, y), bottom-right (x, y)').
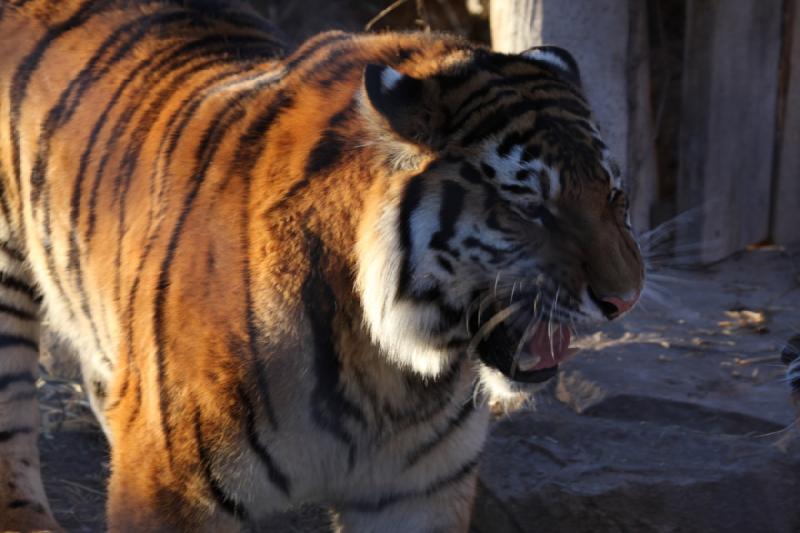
top-left (521, 46), bottom-right (581, 86)
top-left (362, 64), bottom-right (436, 146)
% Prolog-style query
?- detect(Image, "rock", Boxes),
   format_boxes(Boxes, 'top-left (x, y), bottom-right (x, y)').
top-left (473, 402), bottom-right (800, 533)
top-left (471, 249), bottom-right (800, 533)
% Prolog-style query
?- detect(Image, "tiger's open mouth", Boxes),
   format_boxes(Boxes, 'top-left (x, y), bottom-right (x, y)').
top-left (471, 303), bottom-right (576, 383)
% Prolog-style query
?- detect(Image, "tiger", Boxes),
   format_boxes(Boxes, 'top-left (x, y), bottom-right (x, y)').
top-left (0, 0), bottom-right (644, 531)
top-left (782, 334), bottom-right (800, 408)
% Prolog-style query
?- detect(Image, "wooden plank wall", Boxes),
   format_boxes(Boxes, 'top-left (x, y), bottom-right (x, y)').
top-left (489, 0), bottom-right (800, 258)
top-left (773, 0), bottom-right (800, 245)
top-left (678, 0), bottom-right (784, 261)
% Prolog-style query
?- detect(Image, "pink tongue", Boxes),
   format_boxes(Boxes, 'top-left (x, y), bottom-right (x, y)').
top-left (528, 324), bottom-right (571, 370)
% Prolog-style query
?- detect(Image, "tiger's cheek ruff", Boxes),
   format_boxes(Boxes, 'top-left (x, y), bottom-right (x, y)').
top-left (356, 179), bottom-right (462, 378)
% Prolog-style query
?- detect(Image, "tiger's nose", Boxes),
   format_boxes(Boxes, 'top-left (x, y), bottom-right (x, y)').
top-left (596, 292), bottom-right (639, 320)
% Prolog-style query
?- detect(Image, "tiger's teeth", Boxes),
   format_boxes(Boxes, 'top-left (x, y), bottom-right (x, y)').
top-left (516, 352), bottom-right (541, 372)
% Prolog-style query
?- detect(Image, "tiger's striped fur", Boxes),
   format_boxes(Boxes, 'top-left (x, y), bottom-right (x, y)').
top-left (0, 1), bottom-right (643, 531)
top-left (782, 334), bottom-right (800, 409)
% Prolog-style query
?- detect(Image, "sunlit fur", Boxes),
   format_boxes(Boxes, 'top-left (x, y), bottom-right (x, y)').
top-left (0, 1), bottom-right (642, 531)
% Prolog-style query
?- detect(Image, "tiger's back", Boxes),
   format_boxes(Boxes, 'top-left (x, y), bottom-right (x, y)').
top-left (0, 1), bottom-right (644, 531)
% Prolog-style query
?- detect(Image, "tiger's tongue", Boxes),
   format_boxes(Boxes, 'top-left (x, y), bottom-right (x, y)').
top-left (521, 324), bottom-right (571, 371)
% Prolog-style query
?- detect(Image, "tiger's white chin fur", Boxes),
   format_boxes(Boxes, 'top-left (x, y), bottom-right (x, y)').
top-left (477, 365), bottom-right (542, 413)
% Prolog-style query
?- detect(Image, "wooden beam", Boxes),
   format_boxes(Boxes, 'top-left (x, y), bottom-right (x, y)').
top-left (678, 0), bottom-right (783, 261)
top-left (773, 0), bottom-right (800, 245)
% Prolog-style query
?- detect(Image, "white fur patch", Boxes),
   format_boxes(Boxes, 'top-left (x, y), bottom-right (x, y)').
top-left (356, 190), bottom-right (457, 377)
top-left (477, 365), bottom-right (538, 413)
top-left (482, 144), bottom-right (562, 201)
top-left (522, 49), bottom-right (570, 73)
top-left (578, 285), bottom-right (606, 322)
top-left (380, 66), bottom-right (404, 91)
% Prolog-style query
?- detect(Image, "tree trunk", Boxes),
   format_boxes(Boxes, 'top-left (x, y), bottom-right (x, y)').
top-left (489, 0), bottom-right (658, 233)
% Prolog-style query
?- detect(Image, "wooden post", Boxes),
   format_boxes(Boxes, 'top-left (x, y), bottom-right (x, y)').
top-left (489, 0), bottom-right (658, 232)
top-left (773, 0), bottom-right (800, 246)
top-left (678, 0), bottom-right (783, 261)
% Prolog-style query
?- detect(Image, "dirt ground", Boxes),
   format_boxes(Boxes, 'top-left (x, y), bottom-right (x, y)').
top-left (36, 244), bottom-right (800, 532)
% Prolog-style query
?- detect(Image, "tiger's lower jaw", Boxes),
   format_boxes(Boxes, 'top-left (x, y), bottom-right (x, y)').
top-left (473, 316), bottom-right (574, 385)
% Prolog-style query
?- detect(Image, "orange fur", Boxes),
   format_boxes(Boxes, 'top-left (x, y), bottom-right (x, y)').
top-left (0, 1), bottom-right (642, 531)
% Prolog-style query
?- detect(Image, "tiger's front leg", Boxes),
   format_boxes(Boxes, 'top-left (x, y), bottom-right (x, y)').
top-left (104, 377), bottom-right (243, 533)
top-left (334, 468), bottom-right (479, 533)
top-left (0, 247), bottom-right (61, 532)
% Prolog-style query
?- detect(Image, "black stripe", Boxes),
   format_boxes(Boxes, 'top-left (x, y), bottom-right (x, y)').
top-left (72, 33), bottom-right (274, 256)
top-left (445, 73), bottom-right (585, 134)
top-left (429, 180), bottom-right (466, 252)
top-left (66, 40), bottom-right (182, 357)
top-left (355, 357), bottom-right (463, 431)
top-left (463, 236), bottom-right (507, 263)
top-left (0, 302), bottom-right (35, 321)
top-left (448, 90), bottom-right (519, 140)
top-left (109, 46), bottom-right (274, 309)
top-left (436, 255), bottom-right (454, 274)
top-left (283, 32), bottom-right (352, 72)
top-left (118, 65), bottom-right (253, 413)
top-left (459, 98), bottom-right (591, 147)
top-left (343, 454), bottom-right (481, 513)
top-left (405, 400), bottom-right (476, 467)
top-left (192, 409), bottom-right (248, 519)
top-left (0, 371), bottom-right (35, 393)
top-left (0, 427), bottom-right (33, 443)
top-left (229, 89), bottom-right (304, 431)
top-left (109, 57), bottom-right (265, 414)
top-left (304, 107), bottom-right (351, 176)
top-left (0, 272), bottom-right (36, 300)
top-left (26, 13), bottom-right (205, 351)
top-left (125, 375), bottom-right (143, 431)
top-left (153, 70), bottom-right (282, 460)
top-left (31, 10), bottom-right (202, 202)
top-left (236, 386), bottom-right (291, 496)
top-left (38, 188), bottom-right (79, 325)
top-left (0, 171), bottom-right (14, 229)
top-left (264, 104), bottom-right (350, 215)
top-left (0, 241), bottom-right (25, 262)
top-left (396, 176), bottom-right (425, 298)
top-left (0, 335), bottom-right (37, 351)
top-left (499, 184), bottom-right (533, 195)
top-left (10, 0), bottom-right (110, 195)
top-left (480, 162), bottom-right (496, 179)
top-left (27, 11), bottom-right (278, 346)
top-left (8, 499), bottom-right (30, 509)
top-left (153, 102), bottom-right (247, 458)
top-left (303, 230), bottom-right (366, 470)
top-left (539, 170), bottom-right (551, 200)
top-left (459, 162), bottom-right (483, 184)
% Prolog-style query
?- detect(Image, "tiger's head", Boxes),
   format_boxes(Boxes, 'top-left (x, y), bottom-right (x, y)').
top-left (355, 43), bottom-right (644, 396)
